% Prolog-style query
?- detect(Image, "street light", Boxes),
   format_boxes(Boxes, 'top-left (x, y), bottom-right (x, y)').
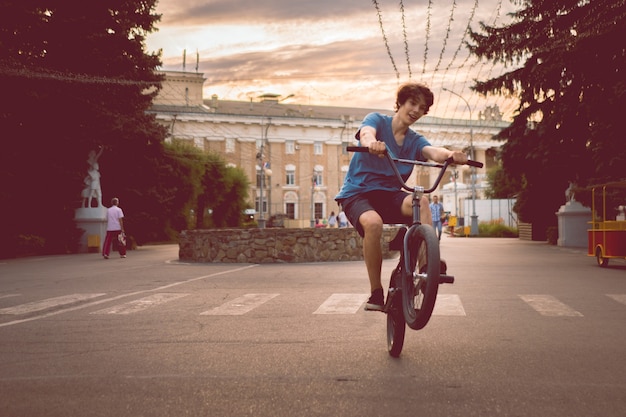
top-left (452, 167), bottom-right (459, 218)
top-left (443, 87), bottom-right (479, 236)
top-left (310, 175), bottom-right (317, 228)
top-left (257, 94), bottom-right (294, 228)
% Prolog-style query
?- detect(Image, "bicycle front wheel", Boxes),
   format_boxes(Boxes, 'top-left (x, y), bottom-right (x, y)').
top-left (402, 224), bottom-right (440, 330)
top-left (386, 269), bottom-right (405, 357)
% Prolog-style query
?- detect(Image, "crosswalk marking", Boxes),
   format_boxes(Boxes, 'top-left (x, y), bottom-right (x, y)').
top-left (519, 295), bottom-right (584, 317)
top-left (607, 294), bottom-right (626, 306)
top-left (90, 293), bottom-right (189, 315)
top-left (433, 294), bottom-right (466, 316)
top-left (314, 293), bottom-right (369, 314)
top-left (0, 293), bottom-right (106, 315)
top-left (4, 292), bottom-right (624, 319)
top-left (201, 293), bottom-right (279, 316)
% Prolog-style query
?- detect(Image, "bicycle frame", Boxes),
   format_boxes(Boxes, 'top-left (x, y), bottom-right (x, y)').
top-left (384, 154), bottom-right (454, 274)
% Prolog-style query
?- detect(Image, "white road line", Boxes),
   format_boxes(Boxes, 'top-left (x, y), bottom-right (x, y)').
top-left (519, 295), bottom-right (583, 317)
top-left (201, 293), bottom-right (279, 316)
top-left (0, 294), bottom-right (106, 315)
top-left (314, 293), bottom-right (369, 314)
top-left (91, 293), bottom-right (189, 315)
top-left (607, 294), bottom-right (626, 305)
top-left (0, 264), bottom-right (258, 328)
top-left (432, 294), bottom-right (466, 316)
top-left (0, 294), bottom-right (21, 300)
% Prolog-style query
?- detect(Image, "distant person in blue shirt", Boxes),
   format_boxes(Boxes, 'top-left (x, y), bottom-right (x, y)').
top-left (429, 195), bottom-right (444, 240)
top-left (335, 82), bottom-right (468, 311)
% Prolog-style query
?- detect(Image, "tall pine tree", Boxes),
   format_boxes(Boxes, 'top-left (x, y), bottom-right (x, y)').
top-left (0, 1), bottom-right (168, 255)
top-left (468, 0), bottom-right (626, 238)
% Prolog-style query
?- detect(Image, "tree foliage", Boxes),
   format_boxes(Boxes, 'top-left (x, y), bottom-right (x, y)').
top-left (0, 0), bottom-right (166, 256)
top-left (485, 165), bottom-right (521, 199)
top-left (468, 0), bottom-right (626, 235)
top-left (181, 143), bottom-right (251, 229)
top-left (0, 1), bottom-right (258, 258)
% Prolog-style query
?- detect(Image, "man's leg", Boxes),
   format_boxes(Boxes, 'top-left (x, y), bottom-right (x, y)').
top-left (420, 196), bottom-right (432, 226)
top-left (359, 210), bottom-right (385, 311)
top-left (102, 231), bottom-right (112, 258)
top-left (359, 210), bottom-right (383, 292)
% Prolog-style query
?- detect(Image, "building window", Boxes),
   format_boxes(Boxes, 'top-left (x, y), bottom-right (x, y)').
top-left (225, 138), bottom-right (235, 153)
top-left (286, 140), bottom-right (295, 154)
top-left (256, 167), bottom-right (269, 188)
top-left (313, 171), bottom-right (323, 186)
top-left (255, 197), bottom-right (268, 214)
top-left (314, 202), bottom-right (323, 220)
top-left (314, 141), bottom-right (323, 155)
top-left (285, 164), bottom-right (296, 186)
top-left (284, 191), bottom-right (298, 219)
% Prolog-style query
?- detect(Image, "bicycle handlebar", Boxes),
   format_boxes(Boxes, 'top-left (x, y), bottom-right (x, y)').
top-left (346, 145), bottom-right (483, 194)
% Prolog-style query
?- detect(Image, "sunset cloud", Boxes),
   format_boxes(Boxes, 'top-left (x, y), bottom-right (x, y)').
top-left (147, 0), bottom-right (522, 120)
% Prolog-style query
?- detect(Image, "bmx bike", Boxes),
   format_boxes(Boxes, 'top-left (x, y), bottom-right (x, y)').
top-left (347, 146), bottom-right (483, 357)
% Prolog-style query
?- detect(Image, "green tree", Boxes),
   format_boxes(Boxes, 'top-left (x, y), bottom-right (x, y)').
top-left (0, 0), bottom-right (166, 255)
top-left (485, 164), bottom-right (521, 199)
top-left (211, 166), bottom-right (251, 228)
top-left (468, 0), bottom-right (626, 238)
top-left (169, 141), bottom-right (250, 230)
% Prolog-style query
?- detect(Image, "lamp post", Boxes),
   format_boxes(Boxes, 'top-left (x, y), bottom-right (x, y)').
top-left (310, 174), bottom-right (317, 228)
top-left (452, 167), bottom-right (459, 218)
top-left (443, 88), bottom-right (479, 236)
top-left (257, 94), bottom-right (294, 228)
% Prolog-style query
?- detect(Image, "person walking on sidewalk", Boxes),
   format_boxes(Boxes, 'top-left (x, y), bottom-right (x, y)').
top-left (430, 195), bottom-right (444, 240)
top-left (102, 197), bottom-right (126, 259)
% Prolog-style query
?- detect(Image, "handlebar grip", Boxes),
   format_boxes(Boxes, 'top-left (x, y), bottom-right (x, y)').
top-left (346, 146), bottom-right (370, 152)
top-left (467, 160), bottom-right (483, 168)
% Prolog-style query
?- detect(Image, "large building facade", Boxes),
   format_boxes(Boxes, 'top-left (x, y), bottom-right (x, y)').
top-left (150, 71), bottom-right (509, 226)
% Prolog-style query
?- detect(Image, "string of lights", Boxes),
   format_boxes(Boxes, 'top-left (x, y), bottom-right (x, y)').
top-left (421, 0), bottom-right (433, 76)
top-left (399, 0), bottom-right (412, 80)
top-left (372, 0), bottom-right (400, 82)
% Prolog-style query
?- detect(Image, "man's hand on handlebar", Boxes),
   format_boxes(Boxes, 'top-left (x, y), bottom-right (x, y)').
top-left (448, 150), bottom-right (468, 165)
top-left (367, 141), bottom-right (387, 157)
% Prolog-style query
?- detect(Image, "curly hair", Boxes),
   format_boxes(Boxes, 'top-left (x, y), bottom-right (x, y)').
top-left (394, 83), bottom-right (434, 115)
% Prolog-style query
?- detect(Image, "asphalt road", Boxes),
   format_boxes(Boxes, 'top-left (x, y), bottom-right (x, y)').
top-left (0, 237), bottom-right (625, 417)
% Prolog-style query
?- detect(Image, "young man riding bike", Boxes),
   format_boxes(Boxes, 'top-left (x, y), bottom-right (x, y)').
top-left (335, 83), bottom-right (468, 311)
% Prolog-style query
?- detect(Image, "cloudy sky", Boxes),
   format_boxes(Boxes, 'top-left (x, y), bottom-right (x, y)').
top-left (145, 0), bottom-right (522, 120)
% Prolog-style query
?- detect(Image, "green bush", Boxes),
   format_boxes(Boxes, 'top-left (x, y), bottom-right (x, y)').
top-left (478, 219), bottom-right (518, 238)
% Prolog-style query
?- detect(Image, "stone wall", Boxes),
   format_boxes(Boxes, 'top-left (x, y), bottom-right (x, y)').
top-left (179, 227), bottom-right (402, 263)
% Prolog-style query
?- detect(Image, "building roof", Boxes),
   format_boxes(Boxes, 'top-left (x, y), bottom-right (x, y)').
top-left (151, 98), bottom-right (510, 131)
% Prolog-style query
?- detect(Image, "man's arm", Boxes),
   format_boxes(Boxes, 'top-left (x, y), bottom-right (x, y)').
top-left (422, 145), bottom-right (468, 164)
top-left (358, 126), bottom-right (386, 155)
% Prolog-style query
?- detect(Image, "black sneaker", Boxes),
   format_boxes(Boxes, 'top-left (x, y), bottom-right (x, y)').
top-left (364, 288), bottom-right (385, 311)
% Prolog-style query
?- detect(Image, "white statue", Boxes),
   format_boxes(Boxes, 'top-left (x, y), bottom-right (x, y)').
top-left (82, 146), bottom-right (103, 208)
top-left (565, 182), bottom-right (576, 203)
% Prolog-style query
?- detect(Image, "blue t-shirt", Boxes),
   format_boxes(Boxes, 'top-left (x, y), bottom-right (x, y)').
top-left (335, 113), bottom-right (431, 201)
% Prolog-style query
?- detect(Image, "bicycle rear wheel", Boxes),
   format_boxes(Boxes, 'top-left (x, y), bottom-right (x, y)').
top-left (386, 269), bottom-right (405, 357)
top-left (402, 224), bottom-right (440, 330)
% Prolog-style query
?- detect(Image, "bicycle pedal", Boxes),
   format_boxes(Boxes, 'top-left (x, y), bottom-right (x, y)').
top-left (439, 274), bottom-right (454, 284)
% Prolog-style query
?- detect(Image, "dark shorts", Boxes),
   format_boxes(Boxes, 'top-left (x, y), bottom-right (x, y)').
top-left (338, 190), bottom-right (411, 237)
